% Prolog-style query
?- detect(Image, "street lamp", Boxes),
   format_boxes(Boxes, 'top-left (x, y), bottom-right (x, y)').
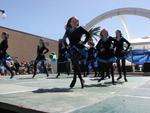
top-left (0, 9), bottom-right (7, 19)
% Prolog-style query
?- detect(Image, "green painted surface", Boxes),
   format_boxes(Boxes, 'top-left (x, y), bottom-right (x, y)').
top-left (0, 74), bottom-right (150, 113)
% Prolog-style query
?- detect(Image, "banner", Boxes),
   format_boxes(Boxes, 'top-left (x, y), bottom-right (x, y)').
top-left (127, 49), bottom-right (150, 65)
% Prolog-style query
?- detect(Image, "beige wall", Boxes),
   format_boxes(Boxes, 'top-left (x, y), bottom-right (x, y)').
top-left (0, 26), bottom-right (58, 62)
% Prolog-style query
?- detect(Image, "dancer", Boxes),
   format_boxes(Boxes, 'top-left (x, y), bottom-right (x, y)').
top-left (63, 17), bottom-right (90, 88)
top-left (86, 41), bottom-right (97, 77)
top-left (0, 32), bottom-right (14, 79)
top-left (32, 39), bottom-right (49, 78)
top-left (114, 30), bottom-right (130, 82)
top-left (96, 29), bottom-right (115, 84)
top-left (56, 39), bottom-right (70, 78)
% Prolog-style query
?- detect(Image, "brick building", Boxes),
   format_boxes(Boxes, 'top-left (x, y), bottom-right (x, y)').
top-left (0, 26), bottom-right (58, 72)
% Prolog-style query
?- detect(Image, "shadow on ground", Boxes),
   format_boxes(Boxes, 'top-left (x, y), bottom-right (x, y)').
top-left (32, 88), bottom-right (73, 93)
top-left (85, 81), bottom-right (124, 88)
top-left (18, 77), bottom-right (33, 80)
top-left (46, 76), bottom-right (73, 79)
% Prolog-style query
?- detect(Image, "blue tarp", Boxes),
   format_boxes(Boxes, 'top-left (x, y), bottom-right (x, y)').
top-left (127, 49), bottom-right (150, 65)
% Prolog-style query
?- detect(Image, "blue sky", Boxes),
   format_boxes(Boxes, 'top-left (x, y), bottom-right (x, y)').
top-left (0, 0), bottom-right (150, 41)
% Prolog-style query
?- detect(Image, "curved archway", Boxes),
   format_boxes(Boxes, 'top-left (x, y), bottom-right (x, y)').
top-left (84, 7), bottom-right (150, 31)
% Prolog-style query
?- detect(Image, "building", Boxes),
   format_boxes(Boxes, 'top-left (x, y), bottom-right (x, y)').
top-left (0, 26), bottom-right (58, 72)
top-left (131, 40), bottom-right (150, 50)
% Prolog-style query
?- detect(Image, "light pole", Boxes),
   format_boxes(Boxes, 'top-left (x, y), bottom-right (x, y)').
top-left (130, 47), bottom-right (135, 72)
top-left (0, 9), bottom-right (7, 19)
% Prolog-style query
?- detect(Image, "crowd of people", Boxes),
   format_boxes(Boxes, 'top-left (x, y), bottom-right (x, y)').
top-left (0, 57), bottom-right (53, 76)
top-left (0, 16), bottom-right (130, 89)
top-left (0, 33), bottom-right (53, 77)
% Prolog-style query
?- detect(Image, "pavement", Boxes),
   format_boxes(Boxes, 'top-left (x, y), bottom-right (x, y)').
top-left (0, 73), bottom-right (150, 113)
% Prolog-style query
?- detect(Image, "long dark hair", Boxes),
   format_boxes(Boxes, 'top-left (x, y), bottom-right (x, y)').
top-left (65, 17), bottom-right (74, 29)
top-left (116, 30), bottom-right (122, 37)
top-left (2, 32), bottom-right (9, 39)
top-left (39, 39), bottom-right (45, 47)
top-left (65, 16), bottom-right (78, 30)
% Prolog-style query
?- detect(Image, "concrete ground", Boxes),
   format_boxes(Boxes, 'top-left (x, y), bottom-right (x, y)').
top-left (0, 73), bottom-right (150, 113)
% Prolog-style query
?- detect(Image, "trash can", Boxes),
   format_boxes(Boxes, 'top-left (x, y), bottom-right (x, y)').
top-left (57, 61), bottom-right (71, 73)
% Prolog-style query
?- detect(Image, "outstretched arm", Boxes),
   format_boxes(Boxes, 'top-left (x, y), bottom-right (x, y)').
top-left (43, 47), bottom-right (49, 54)
top-left (81, 27), bottom-right (90, 44)
top-left (123, 38), bottom-right (131, 51)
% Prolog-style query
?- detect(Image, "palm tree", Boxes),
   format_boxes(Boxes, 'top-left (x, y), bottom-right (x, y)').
top-left (88, 26), bottom-right (101, 42)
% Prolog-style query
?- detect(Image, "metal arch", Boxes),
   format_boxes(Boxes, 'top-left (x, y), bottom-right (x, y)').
top-left (119, 15), bottom-right (131, 41)
top-left (84, 7), bottom-right (150, 31)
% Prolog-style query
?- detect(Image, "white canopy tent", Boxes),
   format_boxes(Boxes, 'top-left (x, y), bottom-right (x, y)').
top-left (0, 9), bottom-right (6, 19)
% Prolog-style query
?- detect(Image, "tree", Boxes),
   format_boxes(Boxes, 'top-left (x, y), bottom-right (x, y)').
top-left (88, 26), bottom-right (101, 43)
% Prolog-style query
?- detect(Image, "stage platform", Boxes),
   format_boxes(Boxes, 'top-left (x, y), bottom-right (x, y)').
top-left (0, 74), bottom-right (150, 113)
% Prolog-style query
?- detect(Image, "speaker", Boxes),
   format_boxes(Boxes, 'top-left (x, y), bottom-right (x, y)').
top-left (143, 63), bottom-right (150, 72)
